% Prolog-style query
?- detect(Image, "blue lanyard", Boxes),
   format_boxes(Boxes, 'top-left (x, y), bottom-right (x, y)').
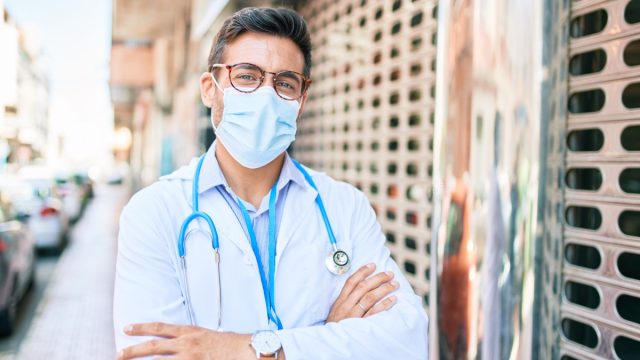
top-left (235, 182), bottom-right (283, 330)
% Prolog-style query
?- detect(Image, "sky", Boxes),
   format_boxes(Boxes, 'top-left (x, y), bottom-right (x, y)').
top-left (5, 0), bottom-right (113, 170)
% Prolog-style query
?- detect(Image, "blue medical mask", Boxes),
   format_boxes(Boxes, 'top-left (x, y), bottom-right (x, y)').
top-left (213, 85), bottom-right (300, 169)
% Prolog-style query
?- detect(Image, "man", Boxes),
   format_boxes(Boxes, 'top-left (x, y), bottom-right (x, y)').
top-left (114, 7), bottom-right (428, 360)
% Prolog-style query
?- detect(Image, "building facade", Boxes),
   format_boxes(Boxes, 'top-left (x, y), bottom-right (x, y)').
top-left (0, 5), bottom-right (50, 170)
top-left (109, 0), bottom-right (192, 187)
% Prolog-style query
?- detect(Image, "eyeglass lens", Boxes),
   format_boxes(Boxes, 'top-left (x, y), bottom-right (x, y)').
top-left (229, 63), bottom-right (304, 100)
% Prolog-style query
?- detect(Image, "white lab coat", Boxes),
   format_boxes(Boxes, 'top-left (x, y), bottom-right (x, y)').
top-left (113, 156), bottom-right (428, 359)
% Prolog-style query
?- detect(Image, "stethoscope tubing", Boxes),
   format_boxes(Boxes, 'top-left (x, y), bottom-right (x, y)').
top-left (178, 154), bottom-right (347, 330)
top-left (177, 155), bottom-right (222, 329)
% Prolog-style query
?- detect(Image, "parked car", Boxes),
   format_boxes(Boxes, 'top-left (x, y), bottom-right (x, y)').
top-left (72, 172), bottom-right (94, 200)
top-left (53, 170), bottom-right (94, 224)
top-left (0, 192), bottom-right (36, 336)
top-left (55, 175), bottom-right (84, 222)
top-left (1, 174), bottom-right (69, 252)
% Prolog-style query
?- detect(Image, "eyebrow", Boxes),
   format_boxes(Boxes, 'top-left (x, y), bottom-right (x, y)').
top-left (276, 71), bottom-right (302, 83)
top-left (234, 63), bottom-right (260, 70)
top-left (233, 62), bottom-right (302, 74)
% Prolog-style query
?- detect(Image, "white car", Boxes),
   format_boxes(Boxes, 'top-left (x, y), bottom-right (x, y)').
top-left (1, 175), bottom-right (69, 251)
top-left (55, 177), bottom-right (83, 222)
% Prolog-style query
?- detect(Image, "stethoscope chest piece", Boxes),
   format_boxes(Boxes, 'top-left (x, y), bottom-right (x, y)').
top-left (325, 249), bottom-right (351, 275)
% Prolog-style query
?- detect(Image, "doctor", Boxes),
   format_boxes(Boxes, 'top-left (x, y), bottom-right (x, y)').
top-left (114, 7), bottom-right (428, 360)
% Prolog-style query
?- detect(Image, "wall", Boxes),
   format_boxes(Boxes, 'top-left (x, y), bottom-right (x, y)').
top-left (294, 0), bottom-right (438, 311)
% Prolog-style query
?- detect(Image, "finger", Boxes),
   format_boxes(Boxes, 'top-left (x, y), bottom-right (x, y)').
top-left (353, 301), bottom-right (367, 316)
top-left (124, 322), bottom-right (193, 338)
top-left (118, 338), bottom-right (178, 360)
top-left (365, 295), bottom-right (398, 317)
top-left (346, 271), bottom-right (395, 307)
top-left (357, 279), bottom-right (399, 311)
top-left (337, 263), bottom-right (376, 299)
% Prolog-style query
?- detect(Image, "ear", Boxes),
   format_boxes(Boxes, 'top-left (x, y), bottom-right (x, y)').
top-left (199, 72), bottom-right (217, 108)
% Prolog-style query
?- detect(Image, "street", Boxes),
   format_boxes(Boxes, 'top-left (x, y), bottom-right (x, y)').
top-left (0, 184), bottom-right (128, 359)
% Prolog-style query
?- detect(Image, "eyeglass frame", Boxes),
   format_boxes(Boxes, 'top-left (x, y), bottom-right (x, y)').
top-left (210, 63), bottom-right (312, 101)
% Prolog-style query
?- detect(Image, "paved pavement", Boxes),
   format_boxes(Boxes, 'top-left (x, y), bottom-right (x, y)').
top-left (0, 256), bottom-right (57, 357)
top-left (10, 184), bottom-right (128, 360)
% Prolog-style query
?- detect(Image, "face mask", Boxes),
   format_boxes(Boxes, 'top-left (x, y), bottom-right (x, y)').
top-left (213, 85), bottom-right (300, 169)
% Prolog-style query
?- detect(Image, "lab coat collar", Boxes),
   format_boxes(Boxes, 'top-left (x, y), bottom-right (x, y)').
top-left (182, 141), bottom-right (312, 196)
top-left (159, 141), bottom-right (318, 202)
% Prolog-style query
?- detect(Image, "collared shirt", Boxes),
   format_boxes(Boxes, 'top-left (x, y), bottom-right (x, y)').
top-left (199, 141), bottom-right (307, 284)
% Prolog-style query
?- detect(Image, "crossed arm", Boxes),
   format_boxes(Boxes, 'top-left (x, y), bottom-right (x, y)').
top-left (117, 263), bottom-right (398, 359)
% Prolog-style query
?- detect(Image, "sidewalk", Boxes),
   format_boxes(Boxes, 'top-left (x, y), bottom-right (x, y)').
top-left (15, 185), bottom-right (129, 359)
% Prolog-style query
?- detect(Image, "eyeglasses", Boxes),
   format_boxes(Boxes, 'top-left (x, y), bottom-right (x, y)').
top-left (210, 63), bottom-right (311, 101)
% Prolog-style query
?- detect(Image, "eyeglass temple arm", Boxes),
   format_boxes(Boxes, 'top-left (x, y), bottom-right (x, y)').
top-left (209, 64), bottom-right (229, 92)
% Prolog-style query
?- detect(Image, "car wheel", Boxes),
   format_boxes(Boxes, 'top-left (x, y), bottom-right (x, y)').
top-left (50, 233), bottom-right (68, 256)
top-left (56, 234), bottom-right (68, 255)
top-left (0, 301), bottom-right (17, 337)
top-left (27, 262), bottom-right (36, 292)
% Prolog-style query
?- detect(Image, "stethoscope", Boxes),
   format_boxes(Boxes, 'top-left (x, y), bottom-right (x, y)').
top-left (177, 154), bottom-right (351, 330)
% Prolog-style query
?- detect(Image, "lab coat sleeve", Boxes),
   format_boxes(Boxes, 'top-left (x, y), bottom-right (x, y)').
top-left (113, 185), bottom-right (190, 352)
top-left (276, 187), bottom-right (429, 359)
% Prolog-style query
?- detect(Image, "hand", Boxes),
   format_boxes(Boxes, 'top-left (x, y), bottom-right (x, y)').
top-left (326, 263), bottom-right (399, 322)
top-left (117, 322), bottom-right (255, 360)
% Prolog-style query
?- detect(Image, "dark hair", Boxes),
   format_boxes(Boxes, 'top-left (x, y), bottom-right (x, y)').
top-left (208, 7), bottom-right (312, 77)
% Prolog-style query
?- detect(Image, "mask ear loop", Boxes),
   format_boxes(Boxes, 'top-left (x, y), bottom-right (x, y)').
top-left (296, 98), bottom-right (303, 112)
top-left (296, 82), bottom-right (310, 112)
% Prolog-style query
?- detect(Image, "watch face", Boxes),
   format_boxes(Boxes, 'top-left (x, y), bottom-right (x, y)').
top-left (252, 331), bottom-right (281, 354)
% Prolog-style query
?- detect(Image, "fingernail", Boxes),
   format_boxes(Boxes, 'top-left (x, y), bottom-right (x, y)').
top-left (386, 271), bottom-right (394, 277)
top-left (124, 325), bottom-right (133, 333)
top-left (391, 280), bottom-right (399, 287)
top-left (390, 295), bottom-right (397, 302)
top-left (117, 350), bottom-right (123, 359)
top-left (366, 263), bottom-right (375, 269)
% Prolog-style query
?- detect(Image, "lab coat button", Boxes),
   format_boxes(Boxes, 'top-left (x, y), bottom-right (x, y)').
top-left (244, 256), bottom-right (253, 265)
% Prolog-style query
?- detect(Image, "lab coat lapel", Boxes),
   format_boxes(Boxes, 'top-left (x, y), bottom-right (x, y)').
top-left (198, 189), bottom-right (254, 258)
top-left (275, 183), bottom-right (318, 269)
top-left (163, 158), bottom-right (254, 264)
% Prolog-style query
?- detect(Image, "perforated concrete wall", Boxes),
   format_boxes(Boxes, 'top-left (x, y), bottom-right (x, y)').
top-left (294, 0), bottom-right (438, 309)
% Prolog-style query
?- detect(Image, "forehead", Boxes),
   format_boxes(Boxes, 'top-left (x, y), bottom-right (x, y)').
top-left (222, 32), bottom-right (305, 74)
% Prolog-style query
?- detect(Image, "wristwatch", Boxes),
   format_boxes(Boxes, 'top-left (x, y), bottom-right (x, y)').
top-left (250, 330), bottom-right (282, 359)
